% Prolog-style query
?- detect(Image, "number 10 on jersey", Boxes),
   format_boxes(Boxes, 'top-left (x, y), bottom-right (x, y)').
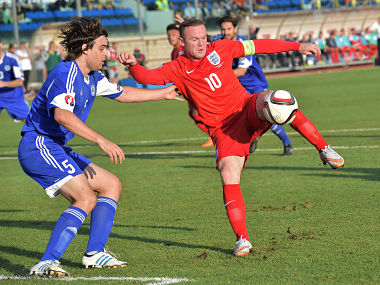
top-left (204, 73), bottom-right (222, 91)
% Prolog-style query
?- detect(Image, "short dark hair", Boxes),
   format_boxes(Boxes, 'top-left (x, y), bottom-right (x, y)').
top-left (166, 23), bottom-right (179, 32)
top-left (218, 16), bottom-right (238, 28)
top-left (59, 17), bottom-right (108, 61)
top-left (179, 18), bottom-right (204, 38)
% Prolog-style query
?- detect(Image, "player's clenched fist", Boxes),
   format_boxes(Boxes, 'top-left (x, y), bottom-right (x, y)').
top-left (117, 52), bottom-right (137, 67)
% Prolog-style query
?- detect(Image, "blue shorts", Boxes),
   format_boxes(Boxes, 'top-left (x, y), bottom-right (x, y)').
top-left (0, 99), bottom-right (30, 120)
top-left (18, 132), bottom-right (92, 198)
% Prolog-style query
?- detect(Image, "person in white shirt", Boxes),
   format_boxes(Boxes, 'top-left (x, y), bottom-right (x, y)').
top-left (15, 42), bottom-right (33, 92)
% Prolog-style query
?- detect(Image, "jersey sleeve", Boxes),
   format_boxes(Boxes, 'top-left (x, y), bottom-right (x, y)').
top-left (217, 39), bottom-right (245, 59)
top-left (236, 55), bottom-right (253, 68)
top-left (47, 75), bottom-right (76, 114)
top-left (12, 57), bottom-right (24, 80)
top-left (94, 71), bottom-right (123, 99)
top-left (129, 62), bottom-right (174, 85)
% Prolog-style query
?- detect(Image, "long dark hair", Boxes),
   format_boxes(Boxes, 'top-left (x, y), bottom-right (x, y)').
top-left (59, 17), bottom-right (108, 61)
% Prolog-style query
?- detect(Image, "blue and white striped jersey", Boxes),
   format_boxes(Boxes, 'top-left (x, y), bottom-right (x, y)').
top-left (0, 51), bottom-right (25, 102)
top-left (22, 60), bottom-right (123, 144)
top-left (210, 34), bottom-right (268, 94)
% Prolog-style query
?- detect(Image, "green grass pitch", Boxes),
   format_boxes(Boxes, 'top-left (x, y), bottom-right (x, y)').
top-left (0, 67), bottom-right (379, 284)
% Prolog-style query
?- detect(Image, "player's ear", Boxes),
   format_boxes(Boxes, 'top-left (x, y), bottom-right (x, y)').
top-left (81, 43), bottom-right (88, 54)
top-left (179, 37), bottom-right (185, 47)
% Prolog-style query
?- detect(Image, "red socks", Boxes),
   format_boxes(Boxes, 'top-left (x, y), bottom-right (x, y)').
top-left (223, 184), bottom-right (249, 241)
top-left (290, 110), bottom-right (327, 151)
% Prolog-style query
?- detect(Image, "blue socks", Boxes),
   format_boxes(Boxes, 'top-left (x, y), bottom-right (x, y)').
top-left (85, 197), bottom-right (117, 254)
top-left (271, 125), bottom-right (291, 146)
top-left (41, 206), bottom-right (87, 261)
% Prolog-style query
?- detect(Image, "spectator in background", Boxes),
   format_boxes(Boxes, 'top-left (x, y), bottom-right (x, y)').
top-left (155, 0), bottom-right (170, 11)
top-left (363, 26), bottom-right (377, 58)
top-left (1, 2), bottom-right (14, 24)
top-left (107, 42), bottom-right (118, 83)
top-left (133, 48), bottom-right (146, 66)
top-left (83, 0), bottom-right (95, 10)
top-left (336, 28), bottom-right (359, 61)
top-left (34, 47), bottom-right (47, 84)
top-left (277, 34), bottom-right (289, 67)
top-left (314, 31), bottom-right (329, 63)
top-left (325, 30), bottom-right (340, 63)
top-left (286, 31), bottom-right (303, 68)
top-left (357, 30), bottom-right (376, 60)
top-left (45, 41), bottom-right (63, 75)
top-left (31, 1), bottom-right (44, 11)
top-left (370, 17), bottom-right (380, 63)
top-left (8, 43), bottom-right (16, 54)
top-left (15, 42), bottom-right (33, 93)
top-left (201, 2), bottom-right (211, 24)
top-left (183, 2), bottom-right (196, 18)
top-left (209, 2), bottom-right (224, 25)
top-left (249, 24), bottom-right (259, 40)
top-left (348, 27), bottom-right (365, 59)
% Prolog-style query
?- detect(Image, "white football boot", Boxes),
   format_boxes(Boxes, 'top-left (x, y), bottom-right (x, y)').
top-left (233, 236), bottom-right (253, 257)
top-left (319, 145), bottom-right (344, 169)
top-left (30, 260), bottom-right (69, 278)
top-left (82, 248), bottom-right (128, 268)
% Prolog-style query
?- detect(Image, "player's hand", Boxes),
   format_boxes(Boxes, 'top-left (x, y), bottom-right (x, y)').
top-left (0, 80), bottom-right (5, 88)
top-left (96, 136), bottom-right (125, 165)
top-left (117, 52), bottom-right (137, 67)
top-left (174, 14), bottom-right (184, 24)
top-left (299, 43), bottom-right (321, 57)
top-left (164, 85), bottom-right (184, 101)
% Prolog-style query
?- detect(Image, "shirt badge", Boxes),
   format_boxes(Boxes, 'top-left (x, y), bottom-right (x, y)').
top-left (207, 51), bottom-right (221, 65)
top-left (65, 95), bottom-right (75, 106)
top-left (4, 65), bottom-right (10, 71)
top-left (91, 85), bottom-right (96, 96)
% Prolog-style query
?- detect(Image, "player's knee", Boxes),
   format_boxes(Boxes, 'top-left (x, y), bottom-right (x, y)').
top-left (262, 90), bottom-right (298, 125)
top-left (102, 175), bottom-right (123, 200)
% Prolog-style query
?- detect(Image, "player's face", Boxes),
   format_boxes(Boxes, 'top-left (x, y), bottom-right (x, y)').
top-left (180, 25), bottom-right (208, 61)
top-left (167, 29), bottom-right (180, 47)
top-left (87, 36), bottom-right (109, 71)
top-left (221, 22), bottom-right (237, 40)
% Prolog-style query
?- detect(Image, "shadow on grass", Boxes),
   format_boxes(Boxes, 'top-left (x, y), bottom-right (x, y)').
top-left (84, 152), bottom-right (214, 160)
top-left (0, 210), bottom-right (25, 213)
top-left (0, 246), bottom-right (81, 275)
top-left (0, 220), bottom-right (230, 257)
top-left (183, 165), bottom-right (380, 182)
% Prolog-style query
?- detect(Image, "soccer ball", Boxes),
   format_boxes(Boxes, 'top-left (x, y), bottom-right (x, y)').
top-left (263, 90), bottom-right (298, 125)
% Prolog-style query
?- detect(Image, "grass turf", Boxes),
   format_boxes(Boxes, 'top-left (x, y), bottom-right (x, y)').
top-left (0, 67), bottom-right (379, 284)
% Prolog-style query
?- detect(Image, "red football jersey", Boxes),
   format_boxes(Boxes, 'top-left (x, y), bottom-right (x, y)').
top-left (160, 39), bottom-right (251, 132)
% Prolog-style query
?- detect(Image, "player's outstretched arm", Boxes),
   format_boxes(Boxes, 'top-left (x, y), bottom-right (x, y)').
top-left (115, 84), bottom-right (184, 103)
top-left (117, 52), bottom-right (137, 68)
top-left (118, 52), bottom-right (166, 85)
top-left (0, 79), bottom-right (23, 88)
top-left (298, 43), bottom-right (321, 57)
top-left (54, 108), bottom-right (125, 164)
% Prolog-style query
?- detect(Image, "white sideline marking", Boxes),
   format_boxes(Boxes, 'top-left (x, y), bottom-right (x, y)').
top-left (0, 145), bottom-right (378, 160)
top-left (1, 127), bottom-right (379, 159)
top-left (73, 127), bottom-right (380, 147)
top-left (0, 275), bottom-right (190, 284)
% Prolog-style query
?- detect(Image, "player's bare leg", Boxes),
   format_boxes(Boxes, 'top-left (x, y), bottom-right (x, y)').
top-left (81, 163), bottom-right (128, 268)
top-left (30, 175), bottom-right (95, 278)
top-left (256, 90), bottom-right (344, 168)
top-left (218, 156), bottom-right (253, 256)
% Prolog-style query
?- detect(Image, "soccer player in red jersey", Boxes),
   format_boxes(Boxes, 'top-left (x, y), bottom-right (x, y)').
top-left (118, 18), bottom-right (344, 256)
top-left (167, 22), bottom-right (213, 147)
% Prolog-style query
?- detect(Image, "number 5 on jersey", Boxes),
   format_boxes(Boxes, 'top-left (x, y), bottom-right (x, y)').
top-left (204, 73), bottom-right (222, 91)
